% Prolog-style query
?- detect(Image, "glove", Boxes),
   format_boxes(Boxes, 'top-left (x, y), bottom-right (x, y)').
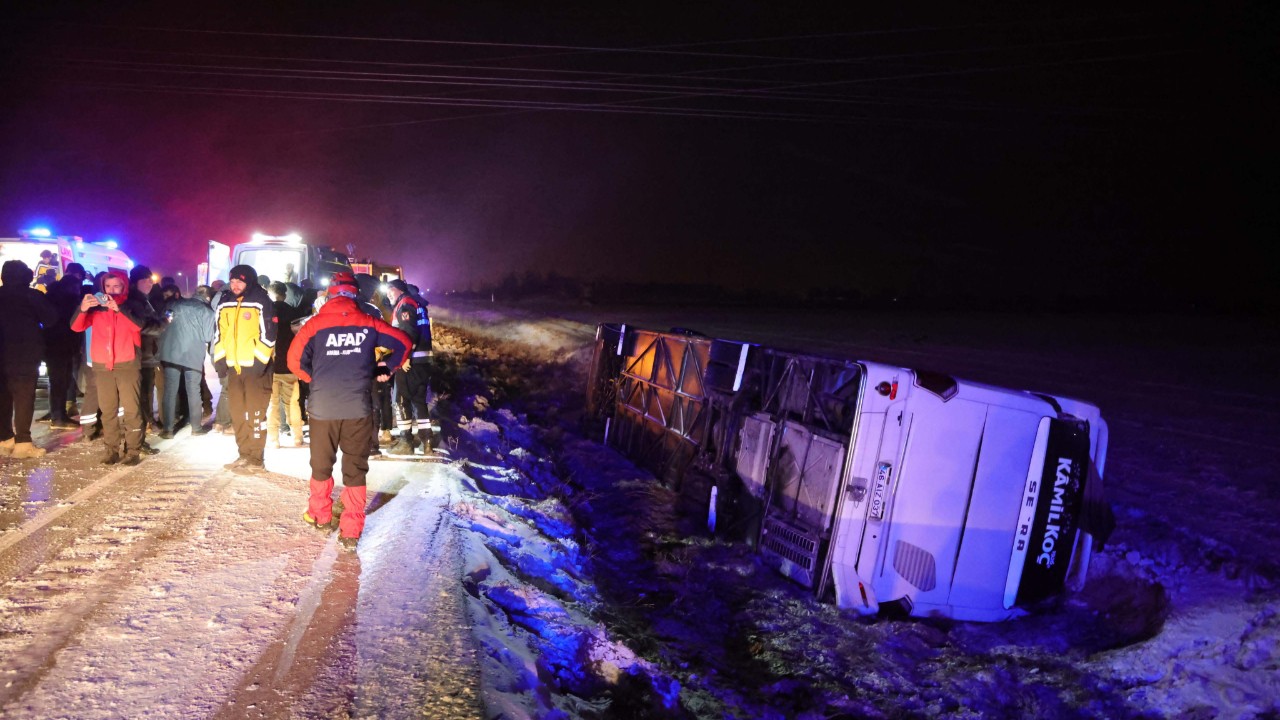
top-left (375, 364), bottom-right (392, 383)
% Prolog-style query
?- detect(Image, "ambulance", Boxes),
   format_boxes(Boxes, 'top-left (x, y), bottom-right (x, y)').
top-left (204, 233), bottom-right (351, 287)
top-left (0, 230), bottom-right (134, 286)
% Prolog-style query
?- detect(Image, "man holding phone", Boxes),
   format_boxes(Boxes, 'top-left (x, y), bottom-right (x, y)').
top-left (70, 271), bottom-right (147, 465)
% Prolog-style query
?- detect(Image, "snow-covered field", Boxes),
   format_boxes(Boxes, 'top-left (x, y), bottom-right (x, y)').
top-left (0, 300), bottom-right (1276, 718)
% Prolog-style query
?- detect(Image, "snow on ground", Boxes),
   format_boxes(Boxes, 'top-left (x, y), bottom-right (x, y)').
top-left (0, 301), bottom-right (1276, 718)
top-left (432, 299), bottom-right (1280, 719)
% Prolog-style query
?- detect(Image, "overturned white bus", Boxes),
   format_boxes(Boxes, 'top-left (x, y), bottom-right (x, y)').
top-left (587, 324), bottom-right (1113, 622)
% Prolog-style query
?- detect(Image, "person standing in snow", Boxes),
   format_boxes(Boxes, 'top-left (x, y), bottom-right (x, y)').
top-left (288, 277), bottom-right (410, 548)
top-left (124, 266), bottom-right (165, 451)
top-left (0, 260), bottom-right (57, 459)
top-left (385, 279), bottom-right (434, 454)
top-left (43, 263), bottom-right (88, 430)
top-left (211, 264), bottom-right (277, 474)
top-left (157, 283), bottom-right (215, 438)
top-left (77, 272), bottom-right (107, 442)
top-left (266, 282), bottom-right (306, 448)
top-left (69, 271), bottom-right (148, 465)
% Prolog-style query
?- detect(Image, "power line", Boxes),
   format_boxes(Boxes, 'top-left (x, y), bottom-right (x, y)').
top-left (48, 55), bottom-right (1166, 118)
top-left (48, 31), bottom-right (1173, 97)
top-left (63, 23), bottom-right (837, 62)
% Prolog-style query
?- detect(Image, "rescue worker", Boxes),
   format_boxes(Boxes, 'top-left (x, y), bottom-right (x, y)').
top-left (385, 279), bottom-right (434, 454)
top-left (211, 264), bottom-right (277, 474)
top-left (288, 277), bottom-right (410, 548)
top-left (69, 271), bottom-right (147, 465)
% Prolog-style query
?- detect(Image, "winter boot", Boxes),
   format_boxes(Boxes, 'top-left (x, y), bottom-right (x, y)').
top-left (378, 429), bottom-right (392, 445)
top-left (121, 453), bottom-right (142, 466)
top-left (268, 433), bottom-right (281, 450)
top-left (387, 433), bottom-right (415, 456)
top-left (81, 422), bottom-right (102, 442)
top-left (101, 448), bottom-right (121, 465)
top-left (233, 455), bottom-right (266, 476)
top-left (337, 485), bottom-right (367, 545)
top-left (11, 442), bottom-right (46, 459)
top-left (417, 427), bottom-right (435, 454)
top-left (0, 438), bottom-right (14, 456)
top-left (306, 478), bottom-right (335, 528)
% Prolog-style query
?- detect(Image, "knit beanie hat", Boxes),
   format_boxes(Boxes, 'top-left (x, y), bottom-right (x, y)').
top-left (228, 264), bottom-right (257, 284)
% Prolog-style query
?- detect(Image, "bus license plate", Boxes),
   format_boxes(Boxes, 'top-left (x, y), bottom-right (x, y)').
top-left (870, 462), bottom-right (892, 520)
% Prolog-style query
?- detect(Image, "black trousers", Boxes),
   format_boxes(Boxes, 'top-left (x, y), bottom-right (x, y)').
top-left (373, 379), bottom-right (393, 432)
top-left (309, 416), bottom-right (374, 487)
top-left (226, 369), bottom-right (273, 462)
top-left (46, 350), bottom-right (76, 421)
top-left (0, 366), bottom-right (38, 444)
top-left (394, 361), bottom-right (431, 431)
top-left (140, 365), bottom-right (159, 429)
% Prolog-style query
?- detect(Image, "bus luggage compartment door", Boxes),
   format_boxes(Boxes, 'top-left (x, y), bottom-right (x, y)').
top-left (758, 420), bottom-right (847, 588)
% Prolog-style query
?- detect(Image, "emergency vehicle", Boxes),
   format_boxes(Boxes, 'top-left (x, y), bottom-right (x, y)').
top-left (349, 259), bottom-right (403, 284)
top-left (204, 233), bottom-right (351, 287)
top-left (0, 230), bottom-right (134, 286)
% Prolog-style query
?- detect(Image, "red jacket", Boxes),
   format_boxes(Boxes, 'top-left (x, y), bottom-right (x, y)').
top-left (70, 275), bottom-right (144, 370)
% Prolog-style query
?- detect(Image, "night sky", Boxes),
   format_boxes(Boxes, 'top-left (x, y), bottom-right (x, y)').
top-left (2, 2), bottom-right (1274, 307)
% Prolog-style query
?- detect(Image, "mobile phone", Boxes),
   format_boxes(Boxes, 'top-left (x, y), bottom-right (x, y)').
top-left (95, 292), bottom-right (111, 304)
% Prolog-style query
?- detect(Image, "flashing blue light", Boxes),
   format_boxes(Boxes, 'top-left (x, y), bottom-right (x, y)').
top-left (26, 227), bottom-right (52, 238)
top-left (101, 239), bottom-right (119, 249)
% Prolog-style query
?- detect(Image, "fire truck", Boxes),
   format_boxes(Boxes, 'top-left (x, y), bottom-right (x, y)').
top-left (348, 258), bottom-right (403, 284)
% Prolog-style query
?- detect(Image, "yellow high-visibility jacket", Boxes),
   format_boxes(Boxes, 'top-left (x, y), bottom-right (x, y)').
top-left (211, 285), bottom-right (277, 374)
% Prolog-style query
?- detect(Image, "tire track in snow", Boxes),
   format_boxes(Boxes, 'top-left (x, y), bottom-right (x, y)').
top-left (352, 464), bottom-right (485, 719)
top-left (0, 469), bottom-right (229, 711)
top-left (215, 535), bottom-right (361, 719)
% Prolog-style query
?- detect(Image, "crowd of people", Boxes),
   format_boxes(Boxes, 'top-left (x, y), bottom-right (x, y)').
top-left (0, 258), bottom-right (434, 548)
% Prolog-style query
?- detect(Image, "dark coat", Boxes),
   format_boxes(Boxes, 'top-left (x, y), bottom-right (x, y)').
top-left (272, 299), bottom-right (305, 374)
top-left (287, 297), bottom-right (410, 420)
top-left (0, 274), bottom-right (57, 371)
top-left (44, 274), bottom-right (86, 353)
top-left (158, 296), bottom-right (215, 371)
top-left (122, 284), bottom-right (164, 368)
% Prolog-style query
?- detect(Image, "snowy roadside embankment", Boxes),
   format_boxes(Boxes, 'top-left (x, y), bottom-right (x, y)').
top-left (429, 300), bottom-right (1280, 719)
